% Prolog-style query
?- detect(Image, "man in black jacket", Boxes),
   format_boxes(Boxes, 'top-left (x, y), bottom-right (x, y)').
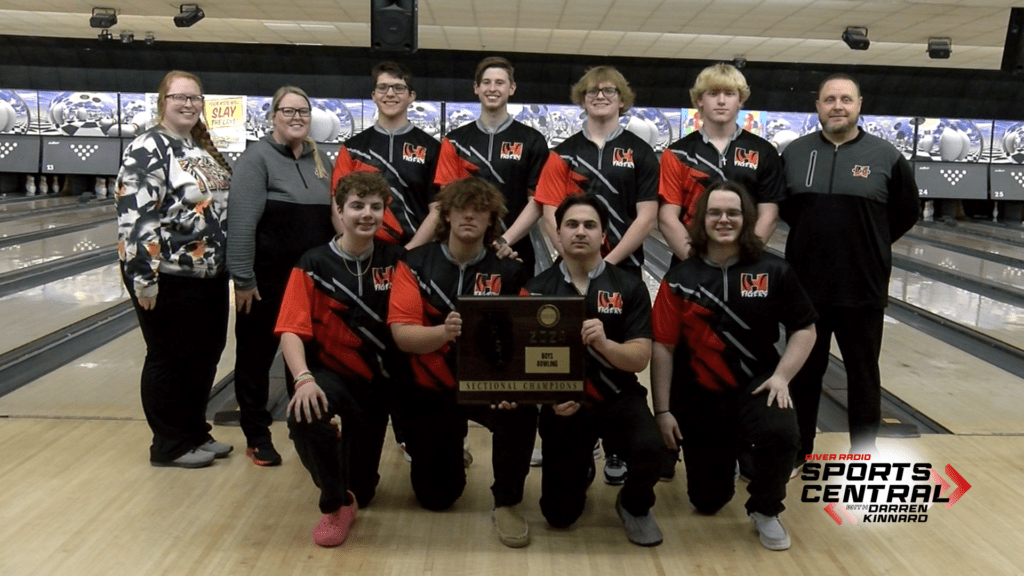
top-left (781, 74), bottom-right (920, 463)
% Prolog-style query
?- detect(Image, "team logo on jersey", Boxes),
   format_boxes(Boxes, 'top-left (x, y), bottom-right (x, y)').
top-left (612, 148), bottom-right (634, 168)
top-left (372, 266), bottom-right (394, 291)
top-left (403, 143), bottom-right (427, 164)
top-left (734, 148), bottom-right (759, 170)
top-left (852, 165), bottom-right (871, 178)
top-left (740, 273), bottom-right (769, 297)
top-left (500, 142), bottom-right (523, 161)
top-left (597, 290), bottom-right (624, 314)
top-left (474, 273), bottom-right (502, 295)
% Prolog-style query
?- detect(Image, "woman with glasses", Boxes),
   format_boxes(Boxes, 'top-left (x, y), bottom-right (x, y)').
top-left (227, 86), bottom-right (335, 466)
top-left (116, 70), bottom-right (234, 469)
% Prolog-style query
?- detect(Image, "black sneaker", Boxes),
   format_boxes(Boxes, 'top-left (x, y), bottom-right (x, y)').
top-left (246, 443), bottom-right (282, 467)
top-left (604, 454), bottom-right (627, 486)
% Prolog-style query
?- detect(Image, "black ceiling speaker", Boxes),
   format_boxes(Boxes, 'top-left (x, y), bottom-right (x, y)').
top-left (927, 38), bottom-right (952, 59)
top-left (842, 27), bottom-right (870, 50)
top-left (174, 4), bottom-right (205, 28)
top-left (90, 7), bottom-right (117, 29)
top-left (371, 0), bottom-right (418, 53)
top-left (1001, 7), bottom-right (1024, 73)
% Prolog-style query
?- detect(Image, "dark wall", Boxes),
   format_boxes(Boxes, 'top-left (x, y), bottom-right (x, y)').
top-left (1, 35), bottom-right (1022, 119)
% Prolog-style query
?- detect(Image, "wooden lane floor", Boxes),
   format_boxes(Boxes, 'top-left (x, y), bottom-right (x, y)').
top-left (911, 224), bottom-right (1024, 263)
top-left (0, 263), bottom-right (128, 356)
top-left (892, 236), bottom-right (1024, 294)
top-left (889, 267), bottom-right (1024, 350)
top-left (0, 220), bottom-right (116, 275)
top-left (0, 418), bottom-right (1020, 576)
top-left (0, 308), bottom-right (237, 419)
top-left (0, 202), bottom-right (114, 238)
top-left (873, 316), bottom-right (1024, 435)
top-left (0, 195), bottom-right (78, 216)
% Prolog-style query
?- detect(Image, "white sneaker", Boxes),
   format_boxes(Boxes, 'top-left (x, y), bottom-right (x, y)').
top-left (530, 447), bottom-right (542, 467)
top-left (749, 512), bottom-right (791, 550)
top-left (604, 454), bottom-right (627, 486)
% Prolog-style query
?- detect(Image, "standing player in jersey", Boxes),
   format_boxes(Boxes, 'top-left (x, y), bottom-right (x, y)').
top-left (523, 194), bottom-right (663, 547)
top-left (651, 181), bottom-right (816, 551)
top-left (534, 66), bottom-right (659, 279)
top-left (388, 178), bottom-right (537, 548)
top-left (435, 56), bottom-right (549, 274)
top-left (659, 63), bottom-right (785, 261)
top-left (331, 61), bottom-right (440, 250)
top-left (275, 172), bottom-right (407, 547)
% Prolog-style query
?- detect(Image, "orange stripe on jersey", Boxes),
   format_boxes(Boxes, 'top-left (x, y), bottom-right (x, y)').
top-left (658, 150), bottom-right (709, 227)
top-left (375, 208), bottom-right (406, 245)
top-left (275, 268), bottom-right (316, 340)
top-left (434, 138), bottom-right (479, 187)
top-left (534, 151), bottom-right (587, 207)
top-left (331, 146), bottom-right (381, 192)
top-left (387, 261), bottom-right (425, 326)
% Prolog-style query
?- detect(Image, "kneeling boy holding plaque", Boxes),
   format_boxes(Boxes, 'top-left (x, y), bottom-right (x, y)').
top-left (388, 178), bottom-right (537, 548)
top-left (521, 194), bottom-right (664, 547)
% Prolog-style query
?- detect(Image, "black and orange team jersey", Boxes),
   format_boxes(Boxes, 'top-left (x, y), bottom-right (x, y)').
top-left (330, 124), bottom-right (440, 245)
top-left (534, 127), bottom-right (659, 270)
top-left (659, 128), bottom-right (785, 227)
top-left (274, 239), bottom-right (408, 383)
top-left (651, 253), bottom-right (817, 393)
top-left (521, 261), bottom-right (652, 404)
top-left (387, 242), bottom-right (529, 392)
top-left (434, 117), bottom-right (548, 230)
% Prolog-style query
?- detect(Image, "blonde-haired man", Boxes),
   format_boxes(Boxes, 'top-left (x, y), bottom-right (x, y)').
top-left (658, 63), bottom-right (784, 262)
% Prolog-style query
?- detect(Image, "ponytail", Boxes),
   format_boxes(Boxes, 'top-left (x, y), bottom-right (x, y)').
top-left (190, 119), bottom-right (232, 174)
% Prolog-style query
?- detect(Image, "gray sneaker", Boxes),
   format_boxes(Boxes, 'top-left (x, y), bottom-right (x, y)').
top-left (615, 492), bottom-right (662, 546)
top-left (749, 512), bottom-right (791, 550)
top-left (198, 439), bottom-right (233, 458)
top-left (152, 448), bottom-right (215, 469)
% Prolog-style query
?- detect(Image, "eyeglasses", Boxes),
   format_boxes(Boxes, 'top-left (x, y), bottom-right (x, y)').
top-left (165, 93), bottom-right (204, 104)
top-left (375, 83), bottom-right (409, 95)
top-left (277, 107), bottom-right (311, 118)
top-left (585, 87), bottom-right (619, 99)
top-left (706, 209), bottom-right (743, 220)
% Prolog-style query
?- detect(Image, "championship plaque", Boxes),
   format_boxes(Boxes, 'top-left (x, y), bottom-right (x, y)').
top-left (456, 296), bottom-right (585, 404)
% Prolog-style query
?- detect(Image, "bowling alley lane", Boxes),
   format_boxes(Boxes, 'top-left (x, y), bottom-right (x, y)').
top-left (877, 317), bottom-right (1024, 435)
top-left (0, 220), bottom-right (116, 274)
top-left (892, 237), bottom-right (1024, 294)
top-left (940, 220), bottom-right (1024, 244)
top-left (0, 319), bottom-right (237, 420)
top-left (0, 263), bottom-right (127, 355)
top-left (910, 224), bottom-right (1024, 263)
top-left (0, 195), bottom-right (79, 218)
top-left (889, 267), bottom-right (1024, 349)
top-left (0, 202), bottom-right (115, 239)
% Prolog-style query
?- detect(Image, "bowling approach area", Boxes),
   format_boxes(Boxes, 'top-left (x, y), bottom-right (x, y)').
top-left (1, 193), bottom-right (1024, 575)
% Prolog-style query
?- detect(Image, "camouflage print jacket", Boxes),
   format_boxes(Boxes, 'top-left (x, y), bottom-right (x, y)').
top-left (116, 126), bottom-right (231, 298)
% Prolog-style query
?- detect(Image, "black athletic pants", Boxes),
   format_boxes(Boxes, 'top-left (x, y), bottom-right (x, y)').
top-left (538, 392), bottom-right (662, 527)
top-left (790, 305), bottom-right (884, 459)
top-left (401, 390), bottom-right (538, 511)
top-left (675, 376), bottom-right (799, 517)
top-left (287, 369), bottom-right (390, 513)
top-left (125, 269), bottom-right (229, 463)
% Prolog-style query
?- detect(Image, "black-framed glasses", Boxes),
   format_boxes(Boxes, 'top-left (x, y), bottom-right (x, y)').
top-left (585, 87), bottom-right (619, 99)
top-left (375, 83), bottom-right (409, 95)
top-left (277, 107), bottom-right (311, 118)
top-left (706, 209), bottom-right (743, 220)
top-left (165, 93), bottom-right (205, 104)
